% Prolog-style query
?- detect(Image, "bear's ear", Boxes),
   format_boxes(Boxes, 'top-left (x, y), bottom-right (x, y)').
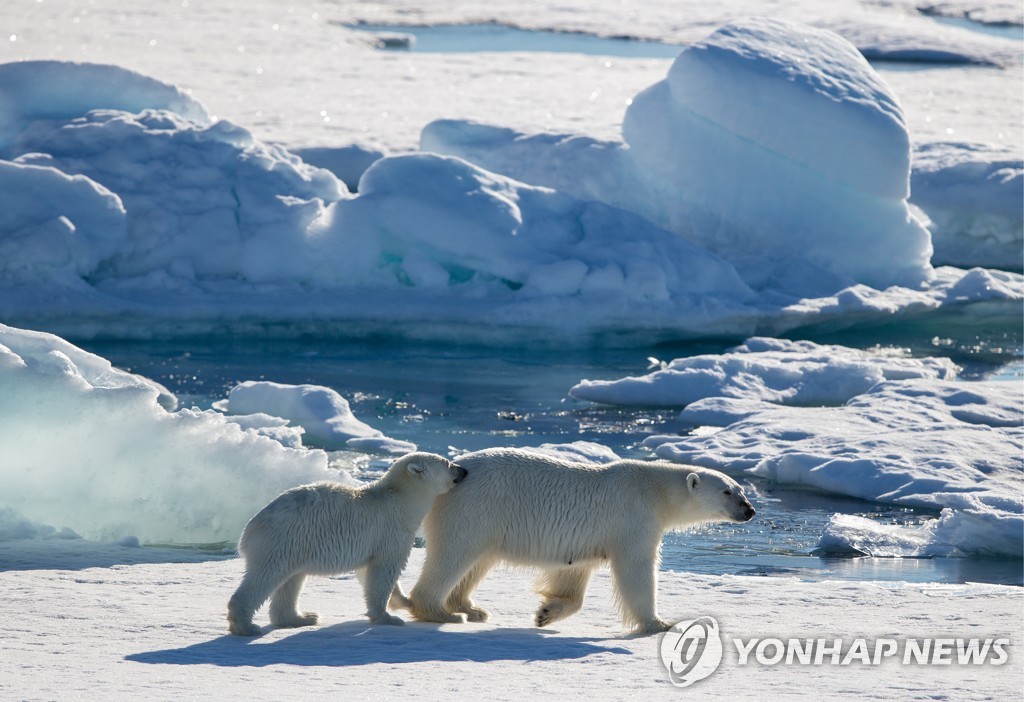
top-left (686, 473), bottom-right (700, 493)
top-left (407, 462), bottom-right (425, 477)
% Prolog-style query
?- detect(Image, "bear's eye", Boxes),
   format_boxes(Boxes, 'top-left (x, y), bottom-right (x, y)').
top-left (723, 490), bottom-right (732, 496)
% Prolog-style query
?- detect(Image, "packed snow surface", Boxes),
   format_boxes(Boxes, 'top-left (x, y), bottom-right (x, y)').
top-left (1, 548), bottom-right (1020, 701)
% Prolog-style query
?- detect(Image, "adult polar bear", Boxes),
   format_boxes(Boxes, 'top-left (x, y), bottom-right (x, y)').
top-left (227, 452), bottom-right (467, 636)
top-left (400, 448), bottom-right (755, 634)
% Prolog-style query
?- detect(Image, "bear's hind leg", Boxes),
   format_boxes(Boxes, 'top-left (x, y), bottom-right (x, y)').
top-left (388, 582), bottom-right (414, 612)
top-left (535, 565), bottom-right (593, 627)
top-left (446, 556), bottom-right (498, 623)
top-left (268, 573), bottom-right (319, 628)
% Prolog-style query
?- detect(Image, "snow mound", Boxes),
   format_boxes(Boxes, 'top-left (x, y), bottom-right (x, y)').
top-left (220, 413), bottom-right (306, 450)
top-left (5, 108), bottom-right (346, 286)
top-left (0, 61), bottom-right (209, 148)
top-left (571, 337), bottom-right (957, 407)
top-left (646, 379), bottom-right (1023, 558)
top-left (219, 381), bottom-right (416, 454)
top-left (292, 144), bottom-right (387, 191)
top-left (0, 324), bottom-right (341, 544)
top-left (0, 323), bottom-right (176, 410)
top-left (346, 152), bottom-right (751, 302)
top-left (0, 159), bottom-right (127, 285)
top-left (911, 142), bottom-right (1023, 271)
top-left (657, 18), bottom-right (908, 199)
top-left (420, 121), bottom-right (633, 208)
top-left (429, 18), bottom-right (934, 292)
top-left (508, 441), bottom-right (623, 465)
top-left (620, 17), bottom-right (932, 289)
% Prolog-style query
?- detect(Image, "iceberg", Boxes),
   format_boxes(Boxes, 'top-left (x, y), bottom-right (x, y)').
top-left (423, 19), bottom-right (1023, 281)
top-left (428, 18), bottom-right (933, 291)
top-left (0, 35), bottom-right (1020, 346)
top-left (0, 60), bottom-right (209, 148)
top-left (0, 324), bottom-right (341, 544)
top-left (570, 338), bottom-right (958, 407)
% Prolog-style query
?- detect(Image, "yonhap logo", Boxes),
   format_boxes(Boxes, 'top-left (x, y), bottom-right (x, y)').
top-left (660, 616), bottom-right (724, 688)
top-left (658, 616), bottom-right (1010, 687)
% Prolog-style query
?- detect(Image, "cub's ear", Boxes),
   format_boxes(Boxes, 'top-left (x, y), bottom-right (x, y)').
top-left (407, 463), bottom-right (425, 476)
top-left (686, 473), bottom-right (700, 492)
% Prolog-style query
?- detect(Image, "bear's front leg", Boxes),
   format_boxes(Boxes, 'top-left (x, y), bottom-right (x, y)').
top-left (609, 547), bottom-right (671, 634)
top-left (362, 559), bottom-right (406, 625)
top-left (409, 547), bottom-right (482, 625)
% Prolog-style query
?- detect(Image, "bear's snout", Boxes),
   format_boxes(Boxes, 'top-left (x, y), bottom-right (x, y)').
top-left (453, 465), bottom-right (468, 484)
top-left (740, 503), bottom-right (755, 521)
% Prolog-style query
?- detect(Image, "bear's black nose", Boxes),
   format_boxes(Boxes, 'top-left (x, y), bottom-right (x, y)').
top-left (742, 505), bottom-right (755, 521)
top-left (453, 465), bottom-right (468, 484)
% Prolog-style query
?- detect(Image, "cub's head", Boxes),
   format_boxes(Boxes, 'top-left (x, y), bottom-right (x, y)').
top-left (684, 469), bottom-right (755, 524)
top-left (394, 452), bottom-right (467, 495)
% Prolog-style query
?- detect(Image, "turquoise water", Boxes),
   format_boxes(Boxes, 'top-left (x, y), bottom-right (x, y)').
top-left (929, 15), bottom-right (1024, 42)
top-left (347, 23), bottom-right (683, 58)
top-left (83, 325), bottom-right (1023, 587)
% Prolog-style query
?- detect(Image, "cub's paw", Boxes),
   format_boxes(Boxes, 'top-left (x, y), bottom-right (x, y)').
top-left (228, 620), bottom-right (264, 637)
top-left (370, 612), bottom-right (405, 626)
top-left (272, 612), bottom-right (320, 629)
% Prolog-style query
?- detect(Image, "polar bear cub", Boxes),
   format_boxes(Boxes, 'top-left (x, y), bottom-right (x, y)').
top-left (227, 452), bottom-right (467, 636)
top-left (399, 448), bottom-right (754, 634)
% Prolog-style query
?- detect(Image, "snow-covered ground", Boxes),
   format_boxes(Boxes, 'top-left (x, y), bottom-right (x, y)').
top-left (4, 1), bottom-right (1017, 150)
top-left (2, 547), bottom-right (1020, 701)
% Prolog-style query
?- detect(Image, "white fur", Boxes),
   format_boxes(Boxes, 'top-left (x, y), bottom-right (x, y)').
top-left (399, 448), bottom-right (755, 634)
top-left (226, 452), bottom-right (465, 636)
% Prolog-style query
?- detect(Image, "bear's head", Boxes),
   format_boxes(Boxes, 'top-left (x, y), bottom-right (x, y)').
top-left (684, 469), bottom-right (755, 524)
top-left (393, 452), bottom-right (468, 495)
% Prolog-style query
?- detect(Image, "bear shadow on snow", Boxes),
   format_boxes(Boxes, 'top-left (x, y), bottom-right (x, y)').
top-left (125, 622), bottom-right (632, 667)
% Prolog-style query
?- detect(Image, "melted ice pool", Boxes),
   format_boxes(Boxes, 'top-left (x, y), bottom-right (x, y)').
top-left (346, 23), bottom-right (683, 58)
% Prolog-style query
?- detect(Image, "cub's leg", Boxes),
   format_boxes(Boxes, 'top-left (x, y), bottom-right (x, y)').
top-left (227, 559), bottom-right (289, 636)
top-left (268, 573), bottom-right (319, 628)
top-left (362, 557), bottom-right (406, 626)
